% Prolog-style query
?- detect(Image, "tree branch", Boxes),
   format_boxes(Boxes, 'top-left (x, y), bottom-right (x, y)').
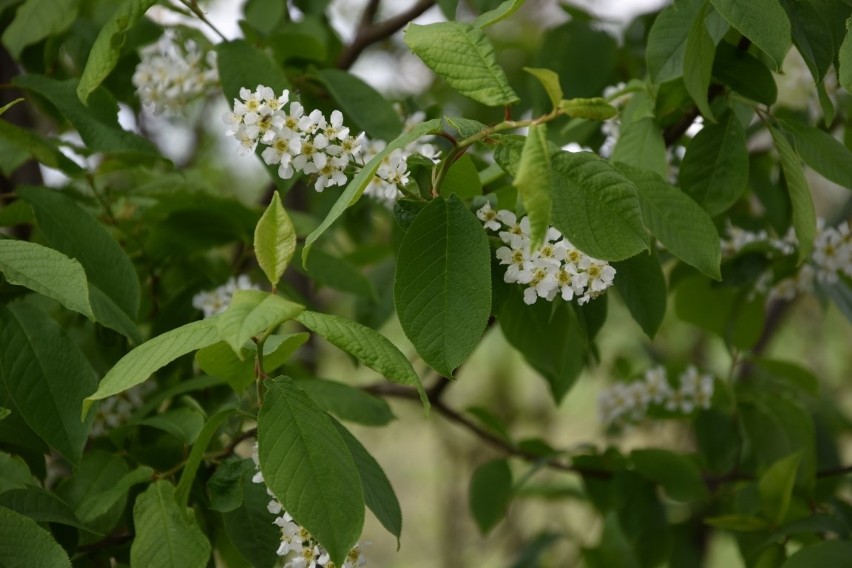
top-left (337, 0), bottom-right (436, 69)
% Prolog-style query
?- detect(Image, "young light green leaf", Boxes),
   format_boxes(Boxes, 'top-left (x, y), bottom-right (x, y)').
top-left (840, 16), bottom-right (852, 92)
top-left (1, 0), bottom-right (78, 58)
top-left (646, 0), bottom-right (704, 83)
top-left (759, 450), bottom-right (803, 525)
top-left (770, 126), bottom-right (815, 263)
top-left (680, 112), bottom-right (749, 215)
top-left (612, 117), bottom-right (667, 179)
top-left (469, 459), bottom-right (513, 534)
top-left (217, 290), bottom-right (304, 356)
top-left (0, 506), bottom-right (71, 568)
top-left (550, 151), bottom-right (649, 261)
top-left (683, 6), bottom-right (716, 122)
top-left (558, 97), bottom-right (618, 120)
top-left (315, 69), bottom-right (403, 142)
top-left (83, 317), bottom-right (222, 417)
top-left (404, 22), bottom-right (519, 106)
top-left (440, 154), bottom-right (482, 199)
top-left (303, 118), bottom-right (442, 263)
top-left (523, 67), bottom-right (562, 110)
top-left (295, 378), bottom-right (395, 427)
top-left (295, 310), bottom-right (428, 410)
top-left (514, 123), bottom-right (553, 249)
top-left (631, 449), bottom-right (708, 502)
top-left (258, 377), bottom-right (364, 566)
top-left (76, 0), bottom-right (157, 103)
top-left (615, 163), bottom-right (721, 280)
top-left (474, 0), bottom-right (525, 28)
top-left (175, 408), bottom-right (239, 509)
top-left (131, 481), bottom-right (211, 568)
top-left (394, 196), bottom-right (492, 378)
top-left (780, 119), bottom-right (852, 190)
top-left (0, 240), bottom-right (94, 320)
top-left (254, 191), bottom-right (296, 288)
top-left (612, 252), bottom-right (667, 339)
top-left (709, 0), bottom-right (791, 70)
top-left (332, 418), bottom-right (402, 543)
top-left (0, 302), bottom-right (96, 466)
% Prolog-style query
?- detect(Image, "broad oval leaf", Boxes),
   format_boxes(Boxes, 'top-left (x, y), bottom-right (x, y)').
top-left (0, 240), bottom-right (94, 320)
top-left (683, 7), bottom-right (717, 122)
top-left (514, 123), bottom-right (552, 249)
top-left (469, 458), bottom-right (513, 534)
top-left (0, 302), bottom-right (96, 465)
top-left (550, 151), bottom-right (649, 261)
top-left (646, 0), bottom-right (704, 83)
top-left (680, 112), bottom-right (749, 216)
top-left (0, 505), bottom-right (71, 568)
top-left (258, 377), bottom-right (364, 566)
top-left (296, 377), bottom-right (395, 427)
top-left (612, 117), bottom-right (667, 179)
top-left (130, 481), bottom-right (211, 568)
top-left (780, 119), bottom-right (852, 190)
top-left (394, 196), bottom-right (492, 377)
top-left (0, 487), bottom-right (92, 532)
top-left (759, 451), bottom-right (803, 524)
top-left (295, 310), bottom-right (428, 409)
top-left (216, 39), bottom-right (290, 104)
top-left (254, 192), bottom-right (296, 289)
top-left (404, 21), bottom-right (519, 106)
top-left (217, 290), bottom-right (304, 356)
top-left (709, 0), bottom-right (792, 70)
top-left (612, 252), bottom-right (667, 338)
top-left (83, 317), bottom-right (222, 416)
top-left (1, 0), bottom-right (79, 58)
top-left (770, 126), bottom-right (815, 263)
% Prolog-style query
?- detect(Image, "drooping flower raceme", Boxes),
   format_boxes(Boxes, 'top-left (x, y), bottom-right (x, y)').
top-left (477, 203), bottom-right (616, 306)
top-left (132, 32), bottom-right (219, 115)
top-left (192, 275), bottom-right (260, 318)
top-left (251, 445), bottom-right (366, 568)
top-left (598, 366), bottom-right (717, 429)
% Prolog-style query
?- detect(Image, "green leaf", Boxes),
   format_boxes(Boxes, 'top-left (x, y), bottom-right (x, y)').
top-left (612, 118), bottom-right (667, 179)
top-left (76, 0), bottom-right (157, 103)
top-left (315, 69), bottom-right (403, 141)
top-left (302, 248), bottom-right (376, 298)
top-left (222, 471), bottom-right (281, 568)
top-left (0, 240), bottom-right (94, 320)
top-left (705, 514), bottom-right (771, 531)
top-left (514, 123), bottom-right (552, 249)
top-left (175, 408), bottom-right (238, 508)
top-left (558, 97), bottom-right (618, 120)
top-left (0, 302), bottom-right (96, 465)
top-left (780, 0), bottom-right (835, 84)
top-left (1, 0), bottom-right (78, 57)
top-left (439, 154), bottom-right (482, 199)
top-left (709, 0), bottom-right (791, 70)
top-left (217, 290), bottom-right (303, 357)
top-left (18, 185), bottom-right (140, 321)
top-left (0, 506), bottom-right (71, 568)
top-left (683, 6), bottom-right (717, 121)
top-left (74, 466), bottom-right (153, 524)
top-left (0, 487), bottom-right (94, 532)
top-left (770, 126), bottom-right (815, 263)
top-left (332, 418), bottom-right (402, 543)
top-left (782, 541), bottom-right (852, 568)
top-left (216, 39), bottom-right (291, 104)
top-left (130, 481), bottom-right (211, 568)
top-left (612, 252), bottom-right (667, 338)
top-left (303, 118), bottom-right (442, 263)
top-left (258, 377), bottom-right (364, 565)
top-left (404, 22), bottom-right (519, 106)
top-left (0, 119), bottom-right (83, 174)
top-left (646, 0), bottom-right (704, 83)
top-left (630, 449), bottom-right (708, 502)
top-left (394, 196), bottom-right (492, 377)
top-left (196, 333), bottom-right (308, 393)
top-left (759, 451), bottom-right (803, 525)
top-left (0, 98), bottom-right (24, 117)
top-left (584, 512), bottom-right (640, 568)
top-left (550, 151), bottom-right (649, 261)
top-left (254, 191), bottom-right (296, 289)
top-left (474, 0), bottom-right (525, 28)
top-left (615, 163), bottom-right (721, 280)
top-left (295, 310), bottom-right (428, 409)
top-left (780, 119), bottom-right (852, 190)
top-left (295, 377), bottom-right (395, 427)
top-left (137, 407), bottom-right (205, 444)
top-left (680, 111), bottom-right (749, 216)
top-left (712, 41), bottom-right (778, 105)
top-left (207, 458), bottom-right (254, 513)
top-left (523, 67), bottom-right (562, 110)
top-left (0, 452), bottom-right (37, 495)
top-left (83, 317), bottom-right (222, 416)
top-left (14, 75), bottom-right (158, 156)
top-left (469, 458), bottom-right (513, 534)
top-left (839, 16), bottom-right (852, 92)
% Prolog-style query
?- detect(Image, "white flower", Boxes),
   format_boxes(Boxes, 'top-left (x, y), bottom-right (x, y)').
top-left (476, 203), bottom-right (501, 231)
top-left (192, 275), bottom-right (260, 318)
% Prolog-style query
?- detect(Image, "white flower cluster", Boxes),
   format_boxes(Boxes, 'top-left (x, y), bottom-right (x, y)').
top-left (90, 382), bottom-right (156, 437)
top-left (598, 366), bottom-right (716, 429)
top-left (477, 203), bottom-right (616, 305)
top-left (192, 275), bottom-right (260, 318)
top-left (251, 445), bottom-right (366, 568)
top-left (132, 32), bottom-right (219, 115)
top-left (721, 220), bottom-right (852, 302)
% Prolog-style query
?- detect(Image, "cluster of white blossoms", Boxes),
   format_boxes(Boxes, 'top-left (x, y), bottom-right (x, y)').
top-left (192, 275), bottom-right (260, 318)
top-left (598, 366), bottom-right (716, 429)
top-left (721, 219), bottom-right (852, 302)
top-left (224, 86), bottom-right (437, 199)
top-left (90, 382), bottom-right (156, 437)
top-left (132, 32), bottom-right (219, 115)
top-left (477, 203), bottom-right (616, 305)
top-left (251, 445), bottom-right (366, 567)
